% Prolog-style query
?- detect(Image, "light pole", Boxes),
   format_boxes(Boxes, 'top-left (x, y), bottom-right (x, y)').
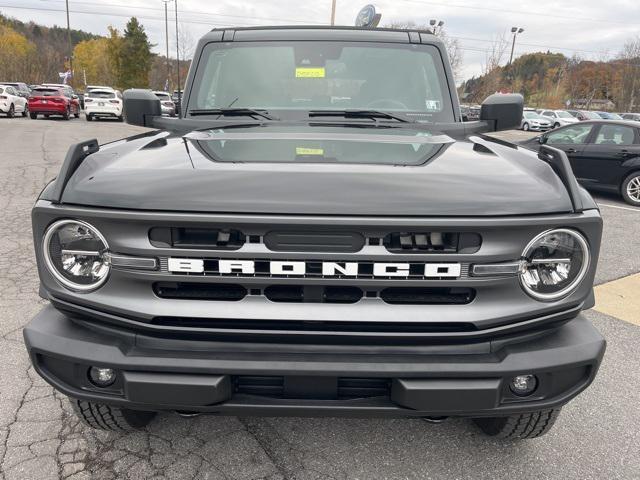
top-left (65, 0), bottom-right (73, 85)
top-left (330, 0), bottom-right (337, 25)
top-left (175, 0), bottom-right (180, 97)
top-left (429, 19), bottom-right (444, 35)
top-left (162, 0), bottom-right (171, 90)
top-left (509, 27), bottom-right (524, 65)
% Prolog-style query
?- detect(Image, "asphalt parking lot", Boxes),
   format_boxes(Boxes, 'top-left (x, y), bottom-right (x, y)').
top-left (1, 115), bottom-right (639, 480)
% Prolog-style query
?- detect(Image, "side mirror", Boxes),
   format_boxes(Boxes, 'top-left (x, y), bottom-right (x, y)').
top-left (123, 89), bottom-right (161, 127)
top-left (72, 94), bottom-right (78, 99)
top-left (480, 93), bottom-right (524, 131)
top-left (539, 135), bottom-right (548, 144)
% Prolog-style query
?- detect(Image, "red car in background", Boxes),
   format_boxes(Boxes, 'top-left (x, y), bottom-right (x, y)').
top-left (28, 86), bottom-right (80, 120)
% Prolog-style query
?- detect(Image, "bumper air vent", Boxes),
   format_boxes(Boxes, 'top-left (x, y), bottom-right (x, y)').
top-left (149, 227), bottom-right (245, 250)
top-left (380, 287), bottom-right (475, 305)
top-left (233, 376), bottom-right (390, 399)
top-left (153, 282), bottom-right (247, 301)
top-left (383, 232), bottom-right (481, 254)
top-left (264, 285), bottom-right (363, 304)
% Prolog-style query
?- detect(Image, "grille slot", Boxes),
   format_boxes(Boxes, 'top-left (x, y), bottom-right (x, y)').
top-left (153, 282), bottom-right (247, 301)
top-left (383, 232), bottom-right (481, 254)
top-left (264, 231), bottom-right (365, 252)
top-left (380, 287), bottom-right (475, 305)
top-left (150, 317), bottom-right (476, 333)
top-left (149, 227), bottom-right (245, 250)
top-left (264, 285), bottom-right (363, 304)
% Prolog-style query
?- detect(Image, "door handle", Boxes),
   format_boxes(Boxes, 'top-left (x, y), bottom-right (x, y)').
top-left (566, 148), bottom-right (577, 154)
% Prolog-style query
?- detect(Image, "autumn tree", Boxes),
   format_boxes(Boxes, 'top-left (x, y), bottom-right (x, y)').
top-left (0, 25), bottom-right (36, 80)
top-left (73, 38), bottom-right (117, 87)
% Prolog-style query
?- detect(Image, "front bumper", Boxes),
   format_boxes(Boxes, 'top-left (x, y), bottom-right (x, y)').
top-left (24, 305), bottom-right (605, 418)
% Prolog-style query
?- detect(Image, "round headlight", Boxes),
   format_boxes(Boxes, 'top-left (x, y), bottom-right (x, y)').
top-left (43, 220), bottom-right (110, 292)
top-left (519, 228), bottom-right (590, 301)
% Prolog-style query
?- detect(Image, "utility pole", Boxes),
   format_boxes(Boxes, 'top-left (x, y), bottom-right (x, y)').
top-left (163, 0), bottom-right (171, 89)
top-left (330, 0), bottom-right (337, 25)
top-left (65, 0), bottom-right (73, 84)
top-left (509, 27), bottom-right (524, 65)
top-left (175, 0), bottom-right (180, 97)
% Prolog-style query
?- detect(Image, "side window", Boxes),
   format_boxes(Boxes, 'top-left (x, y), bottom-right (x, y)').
top-left (594, 125), bottom-right (636, 146)
top-left (546, 125), bottom-right (593, 145)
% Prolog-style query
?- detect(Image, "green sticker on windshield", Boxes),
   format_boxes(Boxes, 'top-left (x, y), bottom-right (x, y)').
top-left (295, 67), bottom-right (325, 78)
top-left (296, 147), bottom-right (324, 156)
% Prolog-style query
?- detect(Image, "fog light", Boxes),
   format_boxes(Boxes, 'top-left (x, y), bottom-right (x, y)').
top-left (88, 367), bottom-right (116, 387)
top-left (509, 374), bottom-right (537, 396)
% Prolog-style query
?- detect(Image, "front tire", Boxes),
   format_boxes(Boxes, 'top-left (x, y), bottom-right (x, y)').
top-left (29, 112), bottom-right (37, 119)
top-left (473, 408), bottom-right (561, 439)
top-left (7, 104), bottom-right (14, 118)
top-left (62, 107), bottom-right (70, 120)
top-left (71, 399), bottom-right (156, 431)
top-left (621, 171), bottom-right (640, 206)
top-left (522, 122), bottom-right (530, 131)
top-left (86, 114), bottom-right (92, 122)
top-left (554, 122), bottom-right (560, 128)
top-left (22, 105), bottom-right (28, 117)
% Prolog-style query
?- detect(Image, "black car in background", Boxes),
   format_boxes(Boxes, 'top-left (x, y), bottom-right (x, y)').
top-left (521, 120), bottom-right (640, 205)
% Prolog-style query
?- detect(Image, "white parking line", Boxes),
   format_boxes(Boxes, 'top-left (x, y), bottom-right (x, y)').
top-left (598, 203), bottom-right (640, 212)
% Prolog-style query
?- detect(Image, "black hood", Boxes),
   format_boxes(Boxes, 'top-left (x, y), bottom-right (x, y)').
top-left (61, 126), bottom-right (573, 216)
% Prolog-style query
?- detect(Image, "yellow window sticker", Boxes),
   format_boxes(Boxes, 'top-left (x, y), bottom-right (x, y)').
top-left (295, 67), bottom-right (326, 78)
top-left (296, 147), bottom-right (324, 156)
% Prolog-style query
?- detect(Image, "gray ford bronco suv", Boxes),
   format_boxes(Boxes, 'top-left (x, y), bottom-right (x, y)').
top-left (25, 26), bottom-right (605, 439)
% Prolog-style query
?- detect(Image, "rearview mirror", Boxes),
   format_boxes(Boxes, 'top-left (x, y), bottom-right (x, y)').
top-left (123, 89), bottom-right (161, 127)
top-left (480, 93), bottom-right (524, 132)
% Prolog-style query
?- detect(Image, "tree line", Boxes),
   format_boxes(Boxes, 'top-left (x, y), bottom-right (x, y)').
top-left (460, 36), bottom-right (640, 112)
top-left (0, 14), bottom-right (189, 92)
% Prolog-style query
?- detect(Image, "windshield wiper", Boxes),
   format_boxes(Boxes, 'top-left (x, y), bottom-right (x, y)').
top-left (308, 109), bottom-right (415, 123)
top-left (189, 108), bottom-right (279, 121)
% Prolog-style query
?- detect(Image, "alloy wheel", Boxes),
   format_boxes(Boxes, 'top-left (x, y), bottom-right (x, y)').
top-left (627, 176), bottom-right (640, 202)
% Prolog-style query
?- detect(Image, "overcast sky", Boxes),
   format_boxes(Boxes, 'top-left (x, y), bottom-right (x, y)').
top-left (2, 0), bottom-right (639, 81)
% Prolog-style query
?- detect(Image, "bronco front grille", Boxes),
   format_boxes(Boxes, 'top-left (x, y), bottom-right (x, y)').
top-left (153, 282), bottom-right (475, 305)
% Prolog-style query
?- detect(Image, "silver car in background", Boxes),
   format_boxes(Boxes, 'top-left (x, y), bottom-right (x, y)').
top-left (540, 109), bottom-right (580, 128)
top-left (521, 110), bottom-right (552, 131)
top-left (153, 91), bottom-right (176, 117)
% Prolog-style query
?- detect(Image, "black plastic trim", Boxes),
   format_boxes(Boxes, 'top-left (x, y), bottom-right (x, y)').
top-left (49, 139), bottom-right (99, 203)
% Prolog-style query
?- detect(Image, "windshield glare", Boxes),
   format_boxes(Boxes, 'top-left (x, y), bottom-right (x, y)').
top-left (556, 111), bottom-right (573, 118)
top-left (190, 41), bottom-right (454, 122)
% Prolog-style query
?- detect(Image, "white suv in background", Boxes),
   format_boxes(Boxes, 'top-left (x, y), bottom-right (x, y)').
top-left (0, 84), bottom-right (28, 117)
top-left (84, 89), bottom-right (123, 121)
top-left (153, 91), bottom-right (176, 116)
top-left (540, 109), bottom-right (580, 128)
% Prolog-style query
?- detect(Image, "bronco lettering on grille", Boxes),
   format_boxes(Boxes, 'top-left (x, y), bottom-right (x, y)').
top-left (167, 259), bottom-right (462, 279)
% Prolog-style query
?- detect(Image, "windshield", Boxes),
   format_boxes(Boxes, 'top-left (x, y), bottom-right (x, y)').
top-left (556, 111), bottom-right (573, 119)
top-left (88, 91), bottom-right (115, 99)
top-left (582, 111), bottom-right (600, 119)
top-left (190, 41), bottom-right (454, 122)
top-left (32, 88), bottom-right (61, 96)
top-left (524, 111), bottom-right (542, 119)
top-left (187, 125), bottom-right (453, 165)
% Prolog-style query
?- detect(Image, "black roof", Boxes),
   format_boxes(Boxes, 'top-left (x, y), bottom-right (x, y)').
top-left (202, 25), bottom-right (440, 45)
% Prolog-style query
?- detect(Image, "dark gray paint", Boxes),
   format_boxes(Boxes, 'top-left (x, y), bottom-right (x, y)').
top-left (60, 129), bottom-right (574, 216)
